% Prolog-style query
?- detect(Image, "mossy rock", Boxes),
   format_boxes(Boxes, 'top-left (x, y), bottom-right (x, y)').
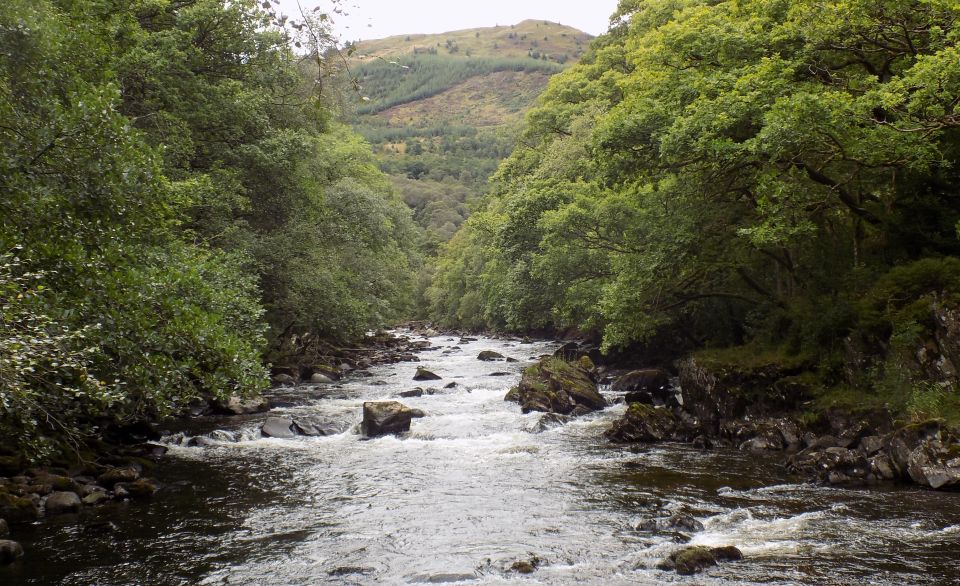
top-left (578, 355), bottom-right (595, 371)
top-left (514, 358), bottom-right (606, 415)
top-left (659, 545), bottom-right (740, 575)
top-left (674, 546), bottom-right (717, 575)
top-left (116, 479), bottom-right (158, 499)
top-left (606, 403), bottom-right (677, 443)
top-left (0, 491), bottom-right (39, 524)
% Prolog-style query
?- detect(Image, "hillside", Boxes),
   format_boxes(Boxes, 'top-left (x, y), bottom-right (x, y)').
top-left (345, 21), bottom-right (593, 270)
top-left (371, 69), bottom-right (555, 128)
top-left (350, 19), bottom-right (592, 63)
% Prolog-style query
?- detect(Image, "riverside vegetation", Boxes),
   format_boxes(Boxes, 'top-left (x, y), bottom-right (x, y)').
top-left (0, 0), bottom-right (419, 464)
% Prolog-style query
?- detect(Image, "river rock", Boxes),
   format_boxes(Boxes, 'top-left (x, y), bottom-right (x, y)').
top-left (262, 416), bottom-right (296, 439)
top-left (399, 389), bottom-right (424, 398)
top-left (510, 556), bottom-right (543, 574)
top-left (787, 419), bottom-right (960, 488)
top-left (0, 540), bottom-right (24, 565)
top-left (658, 546), bottom-right (716, 575)
top-left (114, 479), bottom-right (158, 499)
top-left (0, 519), bottom-right (8, 537)
top-left (859, 435), bottom-right (885, 456)
top-left (711, 546), bottom-right (744, 562)
top-left (658, 545), bottom-right (741, 575)
top-left (478, 350), bottom-right (506, 361)
top-left (667, 512), bottom-right (704, 533)
top-left (310, 373), bottom-right (334, 384)
top-left (213, 394), bottom-right (269, 415)
top-left (907, 440), bottom-right (960, 489)
top-left (361, 401), bottom-right (413, 437)
top-left (788, 446), bottom-right (871, 484)
top-left (739, 433), bottom-right (783, 453)
top-left (638, 511), bottom-right (704, 534)
top-left (553, 341), bottom-right (580, 360)
top-left (605, 404), bottom-right (678, 443)
top-left (188, 436), bottom-right (219, 448)
top-left (510, 357), bottom-right (606, 415)
top-left (525, 413), bottom-right (571, 433)
top-left (97, 467), bottom-right (139, 488)
top-left (83, 491), bottom-right (110, 506)
top-left (208, 429), bottom-right (237, 442)
top-left (272, 373), bottom-right (296, 386)
top-left (413, 367), bottom-right (442, 381)
top-left (615, 369), bottom-right (677, 407)
top-left (44, 491), bottom-right (81, 515)
top-left (292, 418), bottom-right (341, 437)
top-left (677, 355), bottom-right (812, 435)
top-left (0, 489), bottom-right (40, 523)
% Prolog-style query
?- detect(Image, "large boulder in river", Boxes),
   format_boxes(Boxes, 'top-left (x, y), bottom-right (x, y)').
top-left (44, 491), bottom-right (81, 515)
top-left (477, 350), bottom-right (506, 361)
top-left (657, 545), bottom-right (742, 576)
top-left (212, 394), bottom-right (269, 415)
top-left (310, 373), bottom-right (334, 384)
top-left (413, 367), bottom-right (442, 381)
top-left (605, 404), bottom-right (678, 443)
top-left (261, 416), bottom-right (296, 439)
top-left (506, 358), bottom-right (606, 415)
top-left (361, 401), bottom-right (413, 437)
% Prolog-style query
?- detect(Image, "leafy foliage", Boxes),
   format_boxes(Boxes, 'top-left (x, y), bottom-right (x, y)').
top-left (429, 0), bottom-right (960, 376)
top-left (0, 0), bottom-right (418, 461)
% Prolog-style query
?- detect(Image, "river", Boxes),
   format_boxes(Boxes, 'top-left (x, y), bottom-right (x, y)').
top-left (4, 333), bottom-right (959, 585)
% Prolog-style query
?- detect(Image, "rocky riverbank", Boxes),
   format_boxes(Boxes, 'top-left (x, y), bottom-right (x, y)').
top-left (0, 328), bottom-right (439, 566)
top-left (561, 339), bottom-right (960, 492)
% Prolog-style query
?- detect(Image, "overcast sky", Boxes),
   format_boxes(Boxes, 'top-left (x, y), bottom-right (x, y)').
top-left (277, 0), bottom-right (622, 42)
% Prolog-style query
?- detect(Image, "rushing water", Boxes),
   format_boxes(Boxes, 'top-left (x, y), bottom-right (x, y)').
top-left (4, 333), bottom-right (960, 585)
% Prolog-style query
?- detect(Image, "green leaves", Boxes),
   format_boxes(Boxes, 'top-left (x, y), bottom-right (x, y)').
top-left (1, 0), bottom-right (419, 461)
top-left (429, 0), bottom-right (960, 356)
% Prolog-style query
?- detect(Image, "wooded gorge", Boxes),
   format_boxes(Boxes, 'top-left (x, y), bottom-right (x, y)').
top-left (4, 0), bottom-right (960, 461)
top-left (6, 0), bottom-right (960, 582)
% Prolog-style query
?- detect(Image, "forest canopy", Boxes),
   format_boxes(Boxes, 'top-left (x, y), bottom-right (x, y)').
top-left (0, 0), bottom-right (418, 460)
top-left (428, 0), bottom-right (960, 403)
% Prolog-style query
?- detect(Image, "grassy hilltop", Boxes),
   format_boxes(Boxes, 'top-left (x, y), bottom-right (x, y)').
top-left (345, 21), bottom-right (593, 254)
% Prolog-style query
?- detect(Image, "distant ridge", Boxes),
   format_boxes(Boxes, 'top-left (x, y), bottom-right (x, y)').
top-left (350, 19), bottom-right (593, 63)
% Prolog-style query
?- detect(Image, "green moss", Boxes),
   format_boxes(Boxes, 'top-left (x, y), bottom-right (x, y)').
top-left (672, 546), bottom-right (717, 575)
top-left (0, 490), bottom-right (39, 523)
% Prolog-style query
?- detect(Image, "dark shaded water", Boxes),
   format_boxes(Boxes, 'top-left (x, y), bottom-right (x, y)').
top-left (3, 334), bottom-right (959, 584)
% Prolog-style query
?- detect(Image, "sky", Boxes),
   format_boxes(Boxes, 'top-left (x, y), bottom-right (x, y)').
top-left (276, 0), bottom-right (622, 42)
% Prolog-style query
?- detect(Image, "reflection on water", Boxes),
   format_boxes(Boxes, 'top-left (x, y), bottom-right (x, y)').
top-left (4, 333), bottom-right (959, 585)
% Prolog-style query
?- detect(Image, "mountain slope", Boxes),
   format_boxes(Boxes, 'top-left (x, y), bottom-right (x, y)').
top-left (350, 20), bottom-right (592, 63)
top-left (346, 20), bottom-right (593, 257)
